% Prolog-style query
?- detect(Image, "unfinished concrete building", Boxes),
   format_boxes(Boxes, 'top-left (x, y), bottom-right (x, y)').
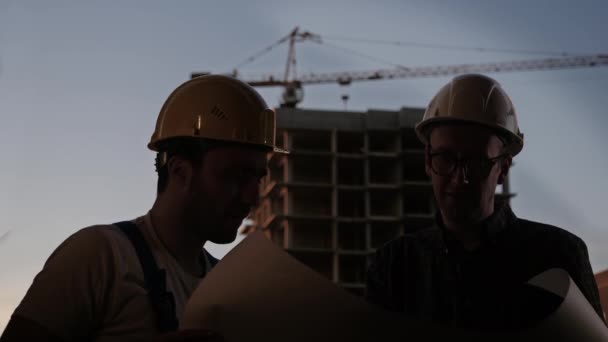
top-left (247, 107), bottom-right (514, 296)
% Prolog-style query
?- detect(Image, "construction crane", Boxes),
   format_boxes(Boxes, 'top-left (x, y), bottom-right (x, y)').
top-left (191, 27), bottom-right (608, 108)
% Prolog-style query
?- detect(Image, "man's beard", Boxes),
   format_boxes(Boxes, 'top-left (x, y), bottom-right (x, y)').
top-left (443, 197), bottom-right (484, 225)
top-left (183, 191), bottom-right (240, 244)
top-left (182, 188), bottom-right (214, 240)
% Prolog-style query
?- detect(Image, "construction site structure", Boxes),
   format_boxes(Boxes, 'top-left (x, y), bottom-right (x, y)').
top-left (245, 106), bottom-right (514, 296)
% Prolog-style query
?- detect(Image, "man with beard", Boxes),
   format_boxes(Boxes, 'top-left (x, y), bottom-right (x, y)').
top-left (1, 75), bottom-right (286, 341)
top-left (365, 74), bottom-right (604, 331)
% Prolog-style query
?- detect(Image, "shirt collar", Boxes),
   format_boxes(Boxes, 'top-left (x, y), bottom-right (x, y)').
top-left (143, 211), bottom-right (211, 277)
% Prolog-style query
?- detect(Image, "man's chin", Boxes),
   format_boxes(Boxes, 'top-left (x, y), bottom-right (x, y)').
top-left (442, 202), bottom-right (481, 224)
top-left (445, 209), bottom-right (484, 225)
top-left (208, 236), bottom-right (236, 244)
top-left (207, 224), bottom-right (241, 244)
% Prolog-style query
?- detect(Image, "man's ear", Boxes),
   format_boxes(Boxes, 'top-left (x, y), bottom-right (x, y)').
top-left (497, 155), bottom-right (512, 185)
top-left (167, 156), bottom-right (193, 191)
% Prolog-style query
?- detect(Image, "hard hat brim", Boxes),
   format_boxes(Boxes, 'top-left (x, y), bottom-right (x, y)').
top-left (273, 147), bottom-right (290, 154)
top-left (415, 117), bottom-right (524, 156)
top-left (148, 135), bottom-right (289, 154)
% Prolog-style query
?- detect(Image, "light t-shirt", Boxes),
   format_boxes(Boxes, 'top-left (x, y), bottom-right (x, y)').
top-left (13, 212), bottom-right (213, 342)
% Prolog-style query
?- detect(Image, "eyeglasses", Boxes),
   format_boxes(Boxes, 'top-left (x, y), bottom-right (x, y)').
top-left (428, 148), bottom-right (506, 180)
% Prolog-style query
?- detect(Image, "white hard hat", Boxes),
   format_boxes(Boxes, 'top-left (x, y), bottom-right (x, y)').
top-left (149, 74), bottom-right (288, 154)
top-left (415, 74), bottom-right (524, 156)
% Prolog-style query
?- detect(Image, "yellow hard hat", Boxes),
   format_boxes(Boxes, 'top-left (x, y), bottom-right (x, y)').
top-left (415, 74), bottom-right (524, 156)
top-left (149, 74), bottom-right (288, 154)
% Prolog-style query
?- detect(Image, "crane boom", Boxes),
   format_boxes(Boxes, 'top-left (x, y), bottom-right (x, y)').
top-left (216, 54), bottom-right (607, 87)
top-left (189, 27), bottom-right (608, 107)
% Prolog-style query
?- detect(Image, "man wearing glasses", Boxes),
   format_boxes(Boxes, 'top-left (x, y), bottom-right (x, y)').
top-left (365, 74), bottom-right (604, 331)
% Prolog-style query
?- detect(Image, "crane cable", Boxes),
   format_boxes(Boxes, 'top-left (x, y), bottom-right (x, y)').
top-left (230, 29), bottom-right (597, 76)
top-left (310, 39), bottom-right (410, 70)
top-left (322, 35), bottom-right (587, 57)
top-left (232, 36), bottom-right (291, 70)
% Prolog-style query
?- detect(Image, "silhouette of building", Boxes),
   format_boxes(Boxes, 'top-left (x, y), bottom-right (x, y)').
top-left (245, 106), bottom-right (514, 296)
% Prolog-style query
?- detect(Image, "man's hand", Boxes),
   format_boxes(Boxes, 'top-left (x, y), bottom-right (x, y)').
top-left (152, 330), bottom-right (224, 342)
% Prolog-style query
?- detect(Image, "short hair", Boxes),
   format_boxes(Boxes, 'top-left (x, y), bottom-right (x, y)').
top-left (422, 121), bottom-right (512, 154)
top-left (155, 137), bottom-right (210, 194)
top-left (154, 138), bottom-right (272, 194)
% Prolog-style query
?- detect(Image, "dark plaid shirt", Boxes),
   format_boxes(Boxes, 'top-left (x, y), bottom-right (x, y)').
top-left (365, 204), bottom-right (604, 331)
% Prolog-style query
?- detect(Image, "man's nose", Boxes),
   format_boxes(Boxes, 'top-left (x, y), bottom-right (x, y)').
top-left (451, 163), bottom-right (470, 185)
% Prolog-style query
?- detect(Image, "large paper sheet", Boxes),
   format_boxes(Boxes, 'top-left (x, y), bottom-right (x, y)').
top-left (181, 232), bottom-right (491, 341)
top-left (181, 232), bottom-right (606, 341)
top-left (519, 268), bottom-right (608, 341)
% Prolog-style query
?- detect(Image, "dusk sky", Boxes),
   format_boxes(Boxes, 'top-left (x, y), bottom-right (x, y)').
top-left (1, 0), bottom-right (607, 331)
